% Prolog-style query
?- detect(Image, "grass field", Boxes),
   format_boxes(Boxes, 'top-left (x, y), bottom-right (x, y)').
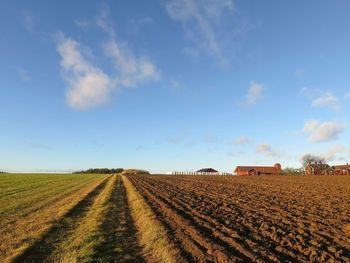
top-left (0, 173), bottom-right (110, 261)
top-left (1, 173), bottom-right (350, 262)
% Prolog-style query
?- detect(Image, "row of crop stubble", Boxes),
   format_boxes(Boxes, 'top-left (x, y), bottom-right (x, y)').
top-left (128, 174), bottom-right (350, 263)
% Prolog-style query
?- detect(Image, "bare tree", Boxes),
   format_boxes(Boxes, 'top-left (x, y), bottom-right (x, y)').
top-left (301, 154), bottom-right (326, 168)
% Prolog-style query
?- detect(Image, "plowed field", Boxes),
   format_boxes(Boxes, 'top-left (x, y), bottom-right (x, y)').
top-left (129, 175), bottom-right (350, 262)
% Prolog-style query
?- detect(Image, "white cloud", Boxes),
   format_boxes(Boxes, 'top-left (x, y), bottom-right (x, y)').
top-left (165, 0), bottom-right (234, 66)
top-left (311, 92), bottom-right (340, 111)
top-left (345, 92), bottom-right (350, 99)
top-left (234, 136), bottom-right (251, 145)
top-left (98, 5), bottom-right (159, 87)
top-left (243, 81), bottom-right (264, 106)
top-left (57, 35), bottom-right (113, 111)
top-left (103, 40), bottom-right (160, 87)
top-left (256, 143), bottom-right (276, 157)
top-left (56, 5), bottom-right (160, 111)
top-left (302, 120), bottom-right (344, 142)
top-left (320, 145), bottom-right (347, 162)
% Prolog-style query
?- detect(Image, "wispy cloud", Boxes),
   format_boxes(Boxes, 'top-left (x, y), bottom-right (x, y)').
top-left (166, 136), bottom-right (183, 144)
top-left (168, 79), bottom-right (186, 94)
top-left (203, 134), bottom-right (220, 144)
top-left (103, 40), bottom-right (160, 87)
top-left (23, 13), bottom-right (34, 32)
top-left (29, 142), bottom-right (51, 150)
top-left (234, 136), bottom-right (251, 145)
top-left (320, 145), bottom-right (347, 162)
top-left (295, 68), bottom-right (306, 77)
top-left (256, 143), bottom-right (277, 157)
top-left (18, 68), bottom-right (30, 81)
top-left (345, 92), bottom-right (350, 100)
top-left (302, 119), bottom-right (344, 142)
top-left (165, 0), bottom-right (234, 66)
top-left (311, 92), bottom-right (340, 111)
top-left (95, 4), bottom-right (117, 37)
top-left (241, 81), bottom-right (264, 106)
top-left (300, 88), bottom-right (343, 111)
top-left (56, 5), bottom-right (159, 111)
top-left (74, 18), bottom-right (90, 30)
top-left (299, 86), bottom-right (321, 98)
top-left (129, 16), bottom-right (153, 33)
top-left (56, 34), bottom-right (113, 110)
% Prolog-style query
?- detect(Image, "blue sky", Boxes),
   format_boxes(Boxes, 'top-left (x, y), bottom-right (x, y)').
top-left (1, 0), bottom-right (350, 173)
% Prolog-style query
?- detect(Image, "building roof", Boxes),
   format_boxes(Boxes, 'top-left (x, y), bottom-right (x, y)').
top-left (235, 166), bottom-right (280, 173)
top-left (196, 168), bottom-right (218, 173)
top-left (333, 164), bottom-right (350, 170)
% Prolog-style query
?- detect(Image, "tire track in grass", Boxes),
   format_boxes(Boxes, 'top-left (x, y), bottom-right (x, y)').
top-left (11, 176), bottom-right (110, 262)
top-left (90, 175), bottom-right (145, 262)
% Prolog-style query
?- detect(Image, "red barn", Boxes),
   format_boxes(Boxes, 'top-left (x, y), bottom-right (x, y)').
top-left (305, 163), bottom-right (350, 175)
top-left (234, 163), bottom-right (282, 176)
top-left (333, 164), bottom-right (350, 175)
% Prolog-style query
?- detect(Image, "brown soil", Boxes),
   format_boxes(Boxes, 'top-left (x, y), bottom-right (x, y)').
top-left (128, 175), bottom-right (350, 263)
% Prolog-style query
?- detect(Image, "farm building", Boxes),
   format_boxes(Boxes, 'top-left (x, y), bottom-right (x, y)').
top-left (196, 168), bottom-right (218, 173)
top-left (305, 163), bottom-right (333, 175)
top-left (234, 163), bottom-right (282, 176)
top-left (305, 163), bottom-right (350, 175)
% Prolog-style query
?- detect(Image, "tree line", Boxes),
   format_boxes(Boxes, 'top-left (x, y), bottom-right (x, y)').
top-left (74, 168), bottom-right (124, 174)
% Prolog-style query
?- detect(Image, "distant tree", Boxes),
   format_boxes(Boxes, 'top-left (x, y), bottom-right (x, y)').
top-left (301, 154), bottom-right (326, 168)
top-left (74, 168), bottom-right (124, 174)
top-left (122, 169), bottom-right (150, 176)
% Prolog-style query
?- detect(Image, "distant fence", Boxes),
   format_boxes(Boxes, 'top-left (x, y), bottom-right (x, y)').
top-left (169, 172), bottom-right (234, 176)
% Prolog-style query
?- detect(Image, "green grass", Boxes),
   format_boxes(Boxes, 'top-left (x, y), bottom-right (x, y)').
top-left (0, 173), bottom-right (108, 261)
top-left (0, 173), bottom-right (103, 223)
